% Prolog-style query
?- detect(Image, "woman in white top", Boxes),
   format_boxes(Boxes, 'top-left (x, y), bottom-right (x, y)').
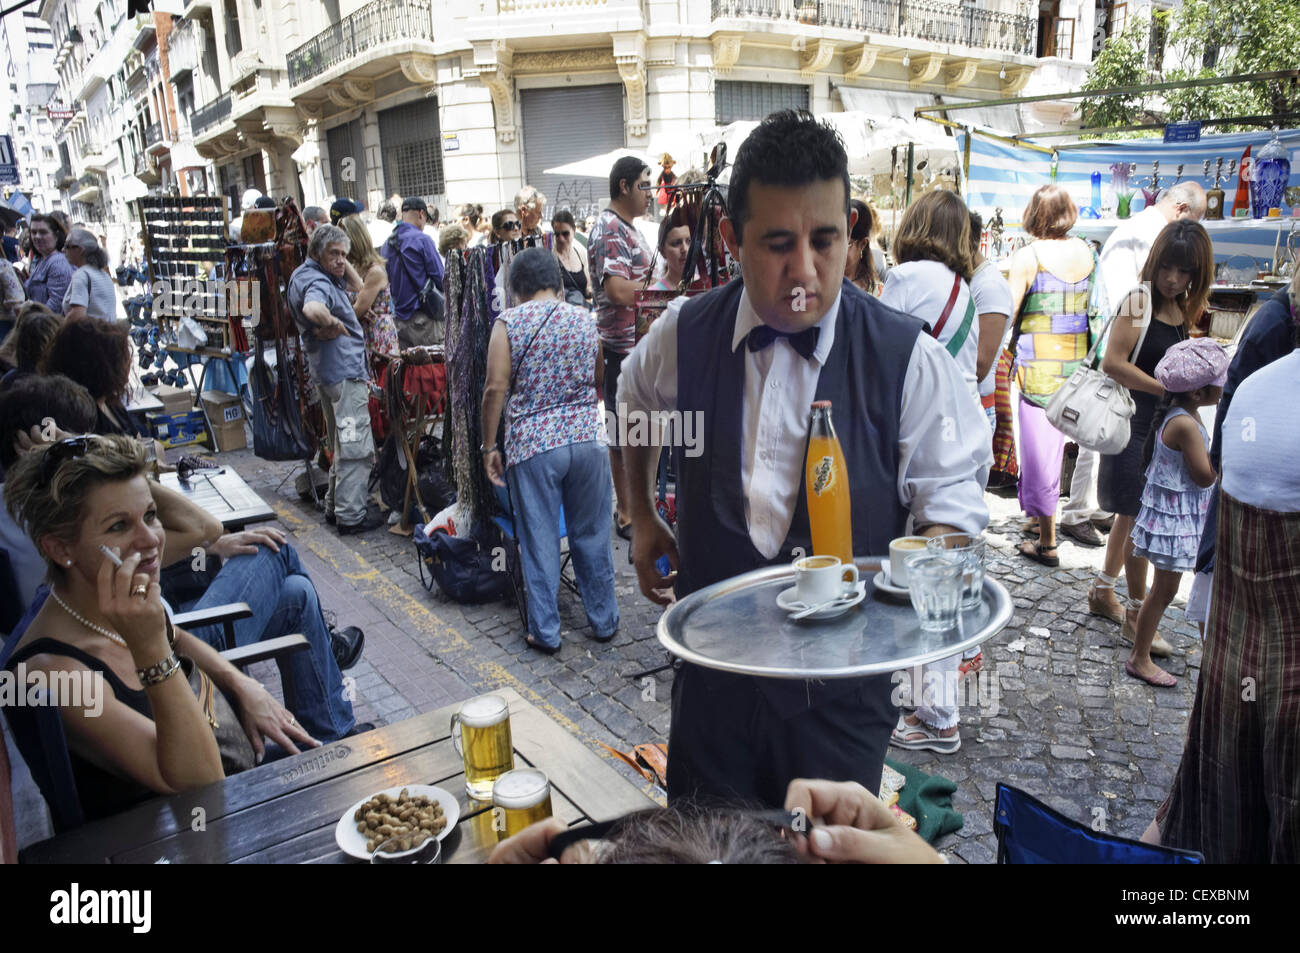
top-left (878, 190), bottom-right (983, 403)
top-left (967, 210), bottom-right (1015, 431)
top-left (62, 228), bottom-right (119, 323)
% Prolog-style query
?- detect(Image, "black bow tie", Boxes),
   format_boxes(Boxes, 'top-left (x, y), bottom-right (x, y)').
top-left (746, 324), bottom-right (820, 361)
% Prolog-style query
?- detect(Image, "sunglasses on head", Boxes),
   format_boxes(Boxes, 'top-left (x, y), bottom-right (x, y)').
top-left (39, 435), bottom-right (98, 483)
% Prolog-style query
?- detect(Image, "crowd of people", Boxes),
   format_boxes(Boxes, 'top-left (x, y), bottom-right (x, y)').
top-left (1, 108), bottom-right (1296, 864)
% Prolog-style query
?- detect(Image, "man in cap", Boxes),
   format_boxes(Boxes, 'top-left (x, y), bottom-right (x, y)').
top-left (330, 197), bottom-right (364, 225)
top-left (384, 196), bottom-right (445, 347)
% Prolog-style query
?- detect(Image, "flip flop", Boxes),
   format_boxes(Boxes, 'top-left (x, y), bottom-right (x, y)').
top-left (1124, 660), bottom-right (1177, 688)
top-left (614, 515), bottom-right (632, 541)
top-left (1020, 520), bottom-right (1041, 538)
top-left (1017, 541), bottom-right (1060, 567)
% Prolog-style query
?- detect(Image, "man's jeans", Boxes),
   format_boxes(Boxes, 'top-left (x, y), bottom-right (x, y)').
top-left (179, 543), bottom-right (355, 741)
top-left (506, 441), bottom-right (619, 648)
top-left (319, 378), bottom-right (374, 525)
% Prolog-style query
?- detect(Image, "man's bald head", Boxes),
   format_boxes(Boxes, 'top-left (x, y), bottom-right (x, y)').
top-left (1158, 181), bottom-right (1207, 223)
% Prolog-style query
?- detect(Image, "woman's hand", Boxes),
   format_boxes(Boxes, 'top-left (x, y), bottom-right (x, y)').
top-left (96, 549), bottom-right (169, 662)
top-left (483, 448), bottom-right (506, 487)
top-left (230, 674), bottom-right (320, 763)
top-left (208, 526), bottom-right (286, 559)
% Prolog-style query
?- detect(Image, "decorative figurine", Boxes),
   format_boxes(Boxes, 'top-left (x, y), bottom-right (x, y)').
top-left (1111, 162), bottom-right (1136, 219)
top-left (988, 207), bottom-right (1005, 257)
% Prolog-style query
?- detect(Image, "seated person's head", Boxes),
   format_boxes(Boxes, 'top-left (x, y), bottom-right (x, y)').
top-left (43, 315), bottom-right (131, 406)
top-left (508, 247), bottom-right (563, 303)
top-left (596, 805), bottom-right (803, 864)
top-left (4, 434), bottom-right (159, 590)
top-left (0, 303), bottom-right (62, 377)
top-left (0, 374), bottom-right (98, 473)
top-left (721, 110), bottom-right (853, 332)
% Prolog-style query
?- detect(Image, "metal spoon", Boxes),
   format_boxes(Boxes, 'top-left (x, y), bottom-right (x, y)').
top-left (789, 590), bottom-right (856, 621)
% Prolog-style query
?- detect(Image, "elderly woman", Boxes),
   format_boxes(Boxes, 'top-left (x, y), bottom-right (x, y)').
top-left (514, 185), bottom-right (548, 240)
top-left (1, 435), bottom-right (325, 822)
top-left (480, 247), bottom-right (617, 654)
top-left (62, 228), bottom-right (119, 323)
top-left (286, 224), bottom-right (382, 535)
top-left (1004, 184), bottom-right (1097, 568)
top-left (26, 213), bottom-right (74, 315)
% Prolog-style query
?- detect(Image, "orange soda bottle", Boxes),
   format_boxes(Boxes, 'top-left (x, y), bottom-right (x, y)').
top-left (805, 400), bottom-right (853, 563)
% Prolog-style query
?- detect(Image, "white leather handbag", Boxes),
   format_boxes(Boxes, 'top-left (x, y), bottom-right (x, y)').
top-left (1045, 307), bottom-right (1150, 455)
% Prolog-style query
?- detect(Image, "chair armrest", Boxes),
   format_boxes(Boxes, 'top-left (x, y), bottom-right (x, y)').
top-left (218, 634), bottom-right (309, 668)
top-left (172, 602), bottom-right (253, 629)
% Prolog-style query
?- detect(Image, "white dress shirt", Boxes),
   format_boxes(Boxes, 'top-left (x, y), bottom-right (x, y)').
top-left (1098, 206), bottom-right (1168, 317)
top-left (617, 287), bottom-right (991, 559)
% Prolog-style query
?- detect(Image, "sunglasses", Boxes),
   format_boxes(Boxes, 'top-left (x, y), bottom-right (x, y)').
top-left (503, 221), bottom-right (522, 230)
top-left (40, 435), bottom-right (98, 483)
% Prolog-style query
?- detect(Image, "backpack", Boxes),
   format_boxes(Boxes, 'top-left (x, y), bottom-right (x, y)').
top-left (414, 523), bottom-right (506, 603)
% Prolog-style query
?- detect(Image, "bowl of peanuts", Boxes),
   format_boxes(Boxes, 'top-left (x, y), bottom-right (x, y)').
top-left (334, 785), bottom-right (460, 861)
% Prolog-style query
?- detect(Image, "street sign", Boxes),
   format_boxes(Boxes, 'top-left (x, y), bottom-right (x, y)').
top-left (1164, 121), bottom-right (1202, 144)
top-left (47, 106), bottom-right (75, 120)
top-left (442, 133), bottom-right (460, 153)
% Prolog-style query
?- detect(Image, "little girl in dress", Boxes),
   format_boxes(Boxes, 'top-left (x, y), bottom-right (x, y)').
top-left (1126, 337), bottom-right (1229, 687)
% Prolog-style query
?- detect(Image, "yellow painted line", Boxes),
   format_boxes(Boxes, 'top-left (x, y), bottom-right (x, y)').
top-left (274, 502), bottom-right (666, 806)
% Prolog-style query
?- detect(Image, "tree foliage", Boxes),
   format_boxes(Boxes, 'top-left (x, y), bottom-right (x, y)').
top-left (1080, 0), bottom-right (1300, 133)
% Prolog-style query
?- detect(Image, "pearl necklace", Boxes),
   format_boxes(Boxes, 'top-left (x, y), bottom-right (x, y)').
top-left (49, 589), bottom-right (129, 649)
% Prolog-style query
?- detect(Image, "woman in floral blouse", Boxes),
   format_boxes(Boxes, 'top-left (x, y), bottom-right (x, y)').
top-left (340, 214), bottom-right (400, 378)
top-left (480, 247), bottom-right (617, 654)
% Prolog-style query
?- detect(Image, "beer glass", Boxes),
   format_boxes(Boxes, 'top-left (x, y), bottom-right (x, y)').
top-left (493, 768), bottom-right (553, 840)
top-left (451, 694), bottom-right (514, 800)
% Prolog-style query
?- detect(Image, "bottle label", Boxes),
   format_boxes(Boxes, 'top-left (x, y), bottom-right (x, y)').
top-left (812, 456), bottom-right (835, 495)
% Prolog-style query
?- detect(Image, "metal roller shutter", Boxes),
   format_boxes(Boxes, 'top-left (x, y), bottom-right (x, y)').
top-left (326, 119), bottom-right (366, 202)
top-left (521, 84), bottom-right (624, 222)
top-left (715, 81), bottom-right (810, 125)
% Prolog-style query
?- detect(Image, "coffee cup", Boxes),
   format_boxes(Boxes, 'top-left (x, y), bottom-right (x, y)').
top-left (888, 536), bottom-right (929, 588)
top-left (792, 555), bottom-right (860, 606)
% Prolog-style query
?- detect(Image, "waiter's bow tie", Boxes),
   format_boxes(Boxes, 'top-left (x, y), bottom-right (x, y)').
top-left (746, 324), bottom-right (820, 360)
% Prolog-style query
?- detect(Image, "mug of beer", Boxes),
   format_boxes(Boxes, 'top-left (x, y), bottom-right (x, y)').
top-left (493, 768), bottom-right (553, 840)
top-left (451, 694), bottom-right (515, 800)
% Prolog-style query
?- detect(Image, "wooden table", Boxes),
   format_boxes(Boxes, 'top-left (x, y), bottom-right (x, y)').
top-left (157, 468), bottom-right (275, 531)
top-left (20, 689), bottom-right (656, 864)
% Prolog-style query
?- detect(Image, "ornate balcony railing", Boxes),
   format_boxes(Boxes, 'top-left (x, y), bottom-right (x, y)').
top-left (145, 122), bottom-right (163, 147)
top-left (76, 172), bottom-right (99, 191)
top-left (192, 91), bottom-right (231, 134)
top-left (710, 0), bottom-right (1036, 56)
top-left (286, 0), bottom-right (433, 87)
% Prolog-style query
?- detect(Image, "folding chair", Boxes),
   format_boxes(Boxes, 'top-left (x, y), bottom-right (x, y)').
top-left (490, 481), bottom-right (578, 633)
top-left (994, 783), bottom-right (1203, 864)
top-left (1, 588), bottom-right (309, 834)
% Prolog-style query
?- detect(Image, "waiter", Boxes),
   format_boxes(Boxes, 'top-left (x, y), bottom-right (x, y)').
top-left (618, 110), bottom-right (992, 807)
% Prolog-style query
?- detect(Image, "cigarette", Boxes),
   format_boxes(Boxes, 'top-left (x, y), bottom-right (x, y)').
top-left (99, 545), bottom-right (123, 567)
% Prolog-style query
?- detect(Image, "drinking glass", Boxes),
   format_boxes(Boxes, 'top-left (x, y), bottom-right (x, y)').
top-left (926, 534), bottom-right (986, 609)
top-left (493, 768), bottom-right (553, 841)
top-left (451, 694), bottom-right (514, 800)
top-left (904, 551), bottom-right (963, 632)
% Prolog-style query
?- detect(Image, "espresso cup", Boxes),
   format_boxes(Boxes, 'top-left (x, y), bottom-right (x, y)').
top-left (888, 536), bottom-right (929, 588)
top-left (793, 555), bottom-right (860, 606)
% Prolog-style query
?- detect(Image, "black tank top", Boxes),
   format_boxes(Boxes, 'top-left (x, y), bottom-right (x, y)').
top-left (4, 637), bottom-right (155, 821)
top-left (1133, 316), bottom-right (1189, 418)
top-left (561, 262), bottom-right (588, 297)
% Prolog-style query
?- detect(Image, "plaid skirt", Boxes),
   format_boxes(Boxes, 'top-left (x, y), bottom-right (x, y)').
top-left (1156, 491), bottom-right (1300, 862)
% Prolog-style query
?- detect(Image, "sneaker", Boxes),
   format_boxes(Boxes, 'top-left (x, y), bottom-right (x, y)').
top-left (330, 625), bottom-right (365, 670)
top-left (337, 505), bottom-right (385, 535)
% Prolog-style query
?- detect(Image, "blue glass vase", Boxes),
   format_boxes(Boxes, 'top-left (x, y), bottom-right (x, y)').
top-left (1252, 130), bottom-right (1291, 218)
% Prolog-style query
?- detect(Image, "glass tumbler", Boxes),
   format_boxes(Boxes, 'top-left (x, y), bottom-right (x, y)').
top-left (904, 551), bottom-right (964, 632)
top-left (926, 534), bottom-right (986, 609)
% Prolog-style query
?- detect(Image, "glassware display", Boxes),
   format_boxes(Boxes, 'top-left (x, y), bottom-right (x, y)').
top-left (1111, 162), bottom-right (1136, 219)
top-left (1252, 128), bottom-right (1292, 219)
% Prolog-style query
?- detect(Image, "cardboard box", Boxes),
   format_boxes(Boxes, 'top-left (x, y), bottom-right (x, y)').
top-left (152, 384), bottom-right (193, 415)
top-left (200, 390), bottom-right (247, 452)
top-left (146, 409), bottom-right (209, 449)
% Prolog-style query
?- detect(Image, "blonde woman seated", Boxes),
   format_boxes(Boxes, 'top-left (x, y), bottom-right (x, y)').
top-left (2, 436), bottom-right (318, 822)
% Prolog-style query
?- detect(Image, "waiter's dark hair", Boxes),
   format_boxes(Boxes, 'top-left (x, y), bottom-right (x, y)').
top-left (727, 110), bottom-right (850, 244)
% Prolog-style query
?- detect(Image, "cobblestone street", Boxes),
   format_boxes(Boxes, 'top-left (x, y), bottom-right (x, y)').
top-left (233, 449), bottom-right (1202, 864)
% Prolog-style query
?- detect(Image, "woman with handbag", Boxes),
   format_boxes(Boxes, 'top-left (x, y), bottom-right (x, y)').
top-left (1006, 185), bottom-right (1097, 567)
top-left (1090, 221), bottom-right (1213, 654)
top-left (2, 436), bottom-right (318, 822)
top-left (480, 248), bottom-right (618, 654)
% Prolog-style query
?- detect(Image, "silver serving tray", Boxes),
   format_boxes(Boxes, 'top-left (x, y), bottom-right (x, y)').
top-left (657, 557), bottom-right (1013, 680)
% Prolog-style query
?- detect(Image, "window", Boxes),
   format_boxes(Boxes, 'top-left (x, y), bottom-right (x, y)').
top-left (1054, 17), bottom-right (1075, 58)
top-left (326, 119), bottom-right (366, 202)
top-left (224, 0), bottom-right (242, 57)
top-left (378, 99), bottom-right (445, 201)
top-left (715, 81), bottom-right (810, 124)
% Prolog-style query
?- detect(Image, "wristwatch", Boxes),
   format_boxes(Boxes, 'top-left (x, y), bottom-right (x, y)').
top-left (137, 652), bottom-right (182, 687)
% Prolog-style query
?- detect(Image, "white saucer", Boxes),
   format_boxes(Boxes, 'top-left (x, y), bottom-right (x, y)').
top-left (776, 583), bottom-right (867, 620)
top-left (872, 568), bottom-right (912, 600)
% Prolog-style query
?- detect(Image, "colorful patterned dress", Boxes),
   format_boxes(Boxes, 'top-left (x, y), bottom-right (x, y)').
top-left (1013, 254), bottom-right (1092, 407)
top-left (1129, 407), bottom-right (1213, 572)
top-left (355, 263), bottom-right (400, 379)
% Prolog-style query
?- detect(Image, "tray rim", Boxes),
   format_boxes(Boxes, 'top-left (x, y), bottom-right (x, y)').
top-left (656, 556), bottom-right (1013, 679)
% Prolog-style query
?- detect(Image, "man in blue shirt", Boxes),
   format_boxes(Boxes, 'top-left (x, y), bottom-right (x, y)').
top-left (384, 196), bottom-right (445, 347)
top-left (286, 224), bottom-right (384, 534)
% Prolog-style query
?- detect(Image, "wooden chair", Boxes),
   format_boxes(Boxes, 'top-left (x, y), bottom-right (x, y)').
top-left (1, 589), bottom-right (308, 834)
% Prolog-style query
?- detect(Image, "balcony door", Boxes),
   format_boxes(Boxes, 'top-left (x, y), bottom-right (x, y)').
top-left (521, 85), bottom-right (624, 222)
top-left (326, 119), bottom-right (366, 203)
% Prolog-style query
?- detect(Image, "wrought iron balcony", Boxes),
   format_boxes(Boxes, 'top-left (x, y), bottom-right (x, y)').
top-left (192, 91), bottom-right (231, 134)
top-left (710, 0), bottom-right (1036, 56)
top-left (286, 0), bottom-right (434, 87)
top-left (145, 121), bottom-right (164, 147)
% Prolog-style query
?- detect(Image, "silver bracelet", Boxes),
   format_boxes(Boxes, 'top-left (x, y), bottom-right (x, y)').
top-left (137, 652), bottom-right (182, 687)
